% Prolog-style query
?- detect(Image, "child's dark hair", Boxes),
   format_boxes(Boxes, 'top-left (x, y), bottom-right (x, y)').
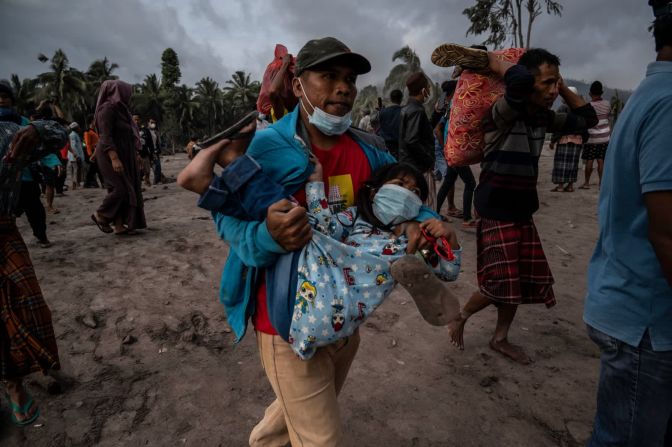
top-left (355, 163), bottom-right (428, 228)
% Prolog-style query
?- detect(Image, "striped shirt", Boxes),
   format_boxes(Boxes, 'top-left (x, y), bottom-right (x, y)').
top-left (587, 99), bottom-right (611, 144)
top-left (474, 65), bottom-right (598, 222)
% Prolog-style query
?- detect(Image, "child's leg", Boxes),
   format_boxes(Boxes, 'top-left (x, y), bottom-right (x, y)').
top-left (197, 154), bottom-right (288, 221)
top-left (390, 255), bottom-right (460, 326)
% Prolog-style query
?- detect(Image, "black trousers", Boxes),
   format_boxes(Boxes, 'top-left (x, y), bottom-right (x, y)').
top-left (436, 165), bottom-right (477, 221)
top-left (84, 159), bottom-right (103, 187)
top-left (55, 159), bottom-right (67, 194)
top-left (17, 181), bottom-right (48, 242)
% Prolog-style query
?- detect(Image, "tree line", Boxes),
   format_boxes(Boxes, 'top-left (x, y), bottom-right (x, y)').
top-left (9, 48), bottom-right (260, 149)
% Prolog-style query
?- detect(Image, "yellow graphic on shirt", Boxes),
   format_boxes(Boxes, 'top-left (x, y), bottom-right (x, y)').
top-left (327, 174), bottom-right (354, 212)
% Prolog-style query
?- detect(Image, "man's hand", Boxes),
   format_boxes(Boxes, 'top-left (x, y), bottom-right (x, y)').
top-left (267, 199), bottom-right (312, 252)
top-left (405, 221), bottom-right (432, 254)
top-left (4, 125), bottom-right (40, 162)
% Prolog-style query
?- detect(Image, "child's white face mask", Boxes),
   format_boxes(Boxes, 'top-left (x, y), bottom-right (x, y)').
top-left (372, 184), bottom-right (422, 226)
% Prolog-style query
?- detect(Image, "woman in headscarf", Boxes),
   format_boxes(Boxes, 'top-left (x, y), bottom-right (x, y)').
top-left (91, 80), bottom-right (146, 234)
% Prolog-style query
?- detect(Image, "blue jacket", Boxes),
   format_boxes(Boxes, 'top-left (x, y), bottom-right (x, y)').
top-left (213, 106), bottom-right (436, 342)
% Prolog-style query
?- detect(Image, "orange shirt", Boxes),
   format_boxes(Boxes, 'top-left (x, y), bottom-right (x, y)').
top-left (83, 129), bottom-right (99, 157)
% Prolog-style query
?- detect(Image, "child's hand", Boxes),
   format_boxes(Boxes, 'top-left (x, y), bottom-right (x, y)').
top-left (421, 218), bottom-right (460, 249)
top-left (308, 154), bottom-right (323, 182)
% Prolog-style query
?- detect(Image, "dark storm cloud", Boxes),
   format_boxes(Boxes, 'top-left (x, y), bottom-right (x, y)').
top-left (0, 0), bottom-right (659, 91)
top-left (0, 0), bottom-right (229, 85)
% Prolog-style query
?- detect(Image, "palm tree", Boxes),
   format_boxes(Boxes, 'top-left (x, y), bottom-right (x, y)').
top-left (10, 74), bottom-right (37, 116)
top-left (171, 84), bottom-right (199, 142)
top-left (132, 74), bottom-right (164, 122)
top-left (194, 77), bottom-right (222, 135)
top-left (383, 46), bottom-right (421, 97)
top-left (35, 49), bottom-right (87, 120)
top-left (224, 71), bottom-right (260, 116)
top-left (86, 57), bottom-right (119, 97)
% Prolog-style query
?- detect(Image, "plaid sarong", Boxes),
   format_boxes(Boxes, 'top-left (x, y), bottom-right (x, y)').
top-left (552, 143), bottom-right (582, 184)
top-left (477, 218), bottom-right (556, 307)
top-left (0, 219), bottom-right (60, 380)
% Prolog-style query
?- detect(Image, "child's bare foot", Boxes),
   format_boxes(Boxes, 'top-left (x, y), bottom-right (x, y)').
top-left (447, 315), bottom-right (467, 349)
top-left (489, 338), bottom-right (531, 365)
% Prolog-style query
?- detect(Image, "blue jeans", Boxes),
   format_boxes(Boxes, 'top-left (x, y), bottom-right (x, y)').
top-left (587, 325), bottom-right (672, 447)
top-left (197, 154), bottom-right (288, 221)
top-left (436, 165), bottom-right (476, 219)
top-left (433, 140), bottom-right (447, 177)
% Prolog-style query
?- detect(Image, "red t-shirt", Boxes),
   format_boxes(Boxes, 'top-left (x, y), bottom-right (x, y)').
top-left (253, 133), bottom-right (373, 334)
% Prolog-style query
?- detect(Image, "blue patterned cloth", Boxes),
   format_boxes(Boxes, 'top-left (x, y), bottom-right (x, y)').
top-left (289, 182), bottom-right (461, 359)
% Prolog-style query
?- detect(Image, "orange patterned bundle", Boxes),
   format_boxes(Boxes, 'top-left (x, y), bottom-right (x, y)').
top-left (445, 48), bottom-right (526, 167)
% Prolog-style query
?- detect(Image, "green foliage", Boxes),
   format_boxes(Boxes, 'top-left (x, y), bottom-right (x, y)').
top-left (35, 49), bottom-right (88, 121)
top-left (352, 85), bottom-right (380, 124)
top-left (610, 90), bottom-right (625, 126)
top-left (463, 0), bottom-right (562, 48)
top-left (383, 46), bottom-right (422, 97)
top-left (10, 74), bottom-right (37, 116)
top-left (224, 70), bottom-right (261, 117)
top-left (160, 48), bottom-right (181, 91)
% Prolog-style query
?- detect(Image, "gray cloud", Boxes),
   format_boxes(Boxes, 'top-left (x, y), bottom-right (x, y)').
top-left (0, 0), bottom-right (658, 91)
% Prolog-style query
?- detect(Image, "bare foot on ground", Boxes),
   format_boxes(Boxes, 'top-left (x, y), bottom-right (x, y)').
top-left (489, 339), bottom-right (531, 365)
top-left (447, 316), bottom-right (466, 349)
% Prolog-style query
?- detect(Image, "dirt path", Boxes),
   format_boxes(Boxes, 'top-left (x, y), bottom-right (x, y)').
top-left (1, 148), bottom-right (601, 446)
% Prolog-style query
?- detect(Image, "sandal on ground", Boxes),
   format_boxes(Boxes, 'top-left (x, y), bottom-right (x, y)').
top-left (91, 214), bottom-right (113, 234)
top-left (5, 392), bottom-right (40, 426)
top-left (563, 185), bottom-right (574, 192)
top-left (114, 228), bottom-right (137, 236)
top-left (447, 208), bottom-right (463, 218)
top-left (550, 186), bottom-right (563, 192)
top-left (431, 43), bottom-right (489, 69)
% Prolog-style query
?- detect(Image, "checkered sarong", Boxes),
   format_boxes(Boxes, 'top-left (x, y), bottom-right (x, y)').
top-left (552, 143), bottom-right (582, 184)
top-left (0, 220), bottom-right (60, 380)
top-left (477, 218), bottom-right (556, 307)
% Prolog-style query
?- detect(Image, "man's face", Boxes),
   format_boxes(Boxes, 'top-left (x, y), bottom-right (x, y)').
top-left (293, 64), bottom-right (358, 117)
top-left (148, 119), bottom-right (157, 128)
top-left (0, 92), bottom-right (12, 108)
top-left (132, 115), bottom-right (140, 125)
top-left (529, 63), bottom-right (561, 109)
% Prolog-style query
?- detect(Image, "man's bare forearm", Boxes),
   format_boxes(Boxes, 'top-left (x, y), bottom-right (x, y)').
top-left (177, 146), bottom-right (218, 194)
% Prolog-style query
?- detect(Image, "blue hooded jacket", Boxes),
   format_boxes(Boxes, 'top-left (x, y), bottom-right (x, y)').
top-left (212, 106), bottom-right (436, 342)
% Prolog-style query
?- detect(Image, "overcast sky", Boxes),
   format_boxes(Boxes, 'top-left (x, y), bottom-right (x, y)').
top-left (0, 0), bottom-right (658, 92)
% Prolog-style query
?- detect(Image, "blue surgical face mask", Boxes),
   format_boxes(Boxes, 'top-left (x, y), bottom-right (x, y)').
top-left (372, 183), bottom-right (422, 226)
top-left (298, 79), bottom-right (352, 136)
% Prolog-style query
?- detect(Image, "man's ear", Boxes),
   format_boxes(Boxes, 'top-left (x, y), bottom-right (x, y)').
top-left (292, 76), bottom-right (303, 98)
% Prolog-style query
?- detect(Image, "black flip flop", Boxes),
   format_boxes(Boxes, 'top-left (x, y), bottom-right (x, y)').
top-left (91, 214), bottom-right (113, 234)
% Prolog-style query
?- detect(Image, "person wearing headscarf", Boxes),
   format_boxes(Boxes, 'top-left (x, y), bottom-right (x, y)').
top-left (0, 87), bottom-right (67, 425)
top-left (91, 80), bottom-right (146, 234)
